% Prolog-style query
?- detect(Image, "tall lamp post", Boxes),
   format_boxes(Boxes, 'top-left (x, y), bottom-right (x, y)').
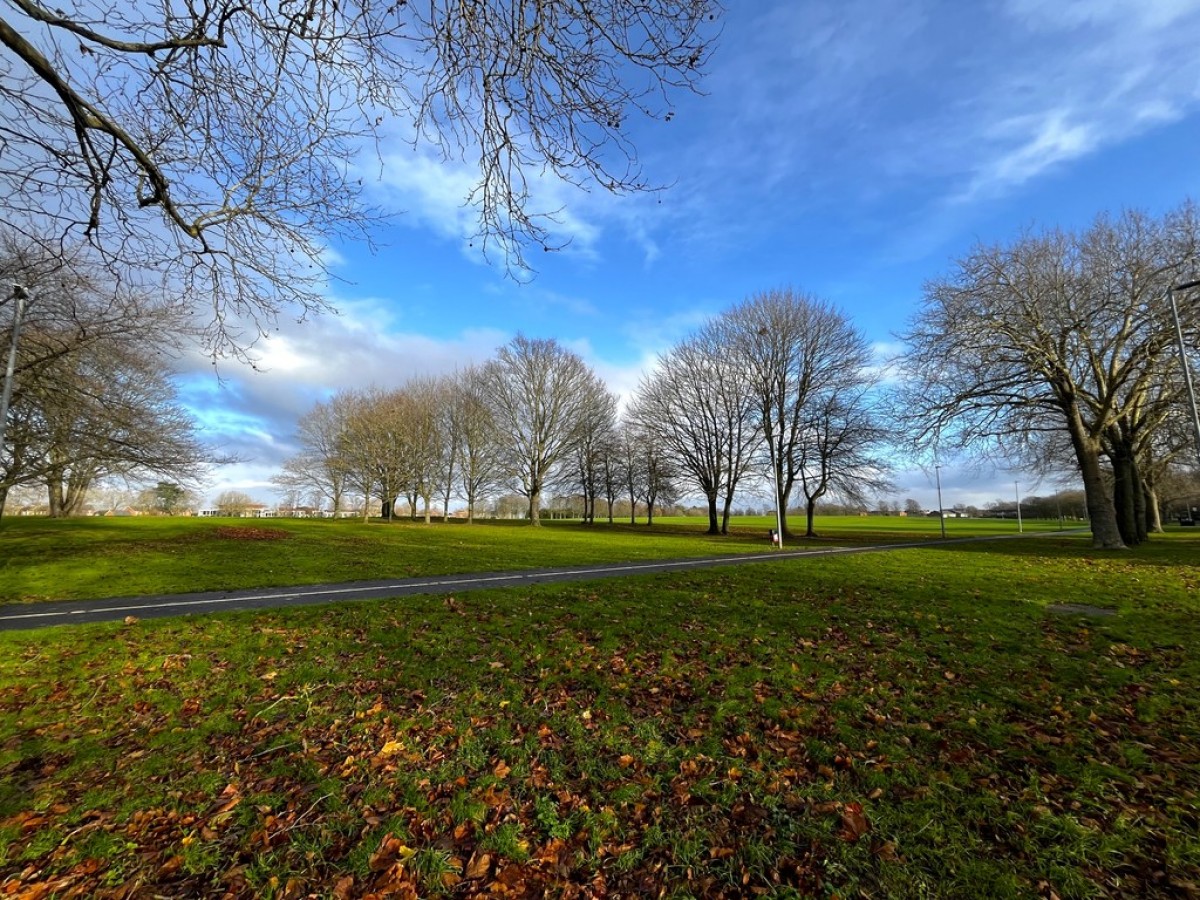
top-left (0, 284), bottom-right (31, 459)
top-left (1015, 480), bottom-right (1023, 533)
top-left (1169, 279), bottom-right (1200, 470)
top-left (934, 464), bottom-right (946, 539)
top-left (768, 444), bottom-right (784, 550)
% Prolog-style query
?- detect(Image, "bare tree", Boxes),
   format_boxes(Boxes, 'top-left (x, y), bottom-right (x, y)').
top-left (616, 421), bottom-right (646, 524)
top-left (638, 427), bottom-right (678, 526)
top-left (897, 204), bottom-right (1200, 549)
top-left (452, 366), bottom-right (503, 524)
top-left (0, 1), bottom-right (717, 355)
top-left (336, 387), bottom-right (411, 522)
top-left (793, 388), bottom-right (892, 537)
top-left (403, 377), bottom-right (445, 524)
top-left (214, 490), bottom-right (257, 516)
top-left (574, 389), bottom-right (618, 524)
top-left (722, 288), bottom-right (886, 538)
top-left (482, 335), bottom-right (607, 525)
top-left (273, 396), bottom-right (352, 515)
top-left (0, 234), bottom-right (211, 517)
top-left (633, 326), bottom-right (760, 535)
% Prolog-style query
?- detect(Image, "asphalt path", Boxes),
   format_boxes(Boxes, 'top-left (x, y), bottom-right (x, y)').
top-left (0, 528), bottom-right (1087, 631)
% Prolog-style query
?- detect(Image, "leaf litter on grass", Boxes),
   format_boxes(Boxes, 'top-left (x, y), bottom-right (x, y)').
top-left (1, 547), bottom-right (1199, 898)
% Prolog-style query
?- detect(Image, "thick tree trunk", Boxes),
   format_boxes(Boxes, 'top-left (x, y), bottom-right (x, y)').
top-left (529, 487), bottom-right (541, 525)
top-left (47, 477), bottom-right (64, 518)
top-left (1108, 445), bottom-right (1143, 547)
top-left (705, 493), bottom-right (719, 535)
top-left (0, 484), bottom-right (8, 519)
top-left (720, 496), bottom-right (732, 535)
top-left (1144, 481), bottom-right (1163, 534)
top-left (1065, 417), bottom-right (1124, 549)
top-left (805, 498), bottom-right (818, 538)
top-left (1058, 398), bottom-right (1124, 548)
top-left (63, 471), bottom-right (91, 516)
top-left (422, 493), bottom-right (432, 524)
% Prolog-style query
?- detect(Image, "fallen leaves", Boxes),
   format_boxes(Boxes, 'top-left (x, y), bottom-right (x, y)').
top-left (4, 570), bottom-right (1199, 900)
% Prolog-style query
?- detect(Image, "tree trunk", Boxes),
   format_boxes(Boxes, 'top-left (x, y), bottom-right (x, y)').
top-left (47, 477), bottom-right (65, 518)
top-left (805, 497), bottom-right (818, 538)
top-left (1144, 480), bottom-right (1163, 534)
top-left (720, 495), bottom-right (732, 535)
top-left (705, 492), bottom-right (719, 535)
top-left (1065, 415), bottom-right (1124, 549)
top-left (1109, 447), bottom-right (1141, 547)
top-left (529, 486), bottom-right (541, 525)
top-left (422, 493), bottom-right (432, 524)
top-left (0, 483), bottom-right (8, 519)
top-left (1075, 444), bottom-right (1118, 549)
top-left (63, 470), bottom-right (91, 516)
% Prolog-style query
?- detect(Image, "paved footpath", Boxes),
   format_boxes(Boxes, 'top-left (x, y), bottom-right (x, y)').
top-left (0, 529), bottom-right (1088, 631)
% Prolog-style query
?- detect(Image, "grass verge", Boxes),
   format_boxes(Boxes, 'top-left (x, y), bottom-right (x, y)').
top-left (1, 534), bottom-right (1198, 897)
top-left (0, 514), bottom-right (1068, 605)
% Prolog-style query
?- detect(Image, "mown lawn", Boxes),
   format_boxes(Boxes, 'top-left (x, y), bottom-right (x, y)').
top-left (0, 514), bottom-right (1066, 605)
top-left (1, 533), bottom-right (1197, 897)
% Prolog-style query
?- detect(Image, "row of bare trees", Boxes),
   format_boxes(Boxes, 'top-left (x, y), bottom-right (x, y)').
top-left (897, 203), bottom-right (1200, 550)
top-left (0, 234), bottom-right (213, 518)
top-left (275, 336), bottom-right (634, 525)
top-left (274, 293), bottom-right (891, 536)
top-left (633, 289), bottom-right (891, 536)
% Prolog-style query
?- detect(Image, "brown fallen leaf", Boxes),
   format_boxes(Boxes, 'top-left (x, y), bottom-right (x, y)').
top-left (839, 802), bottom-right (870, 843)
top-left (465, 851), bottom-right (492, 880)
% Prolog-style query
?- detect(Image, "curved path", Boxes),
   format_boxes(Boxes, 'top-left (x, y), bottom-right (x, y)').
top-left (0, 529), bottom-right (1086, 631)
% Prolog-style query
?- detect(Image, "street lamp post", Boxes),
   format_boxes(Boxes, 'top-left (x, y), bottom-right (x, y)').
top-left (1015, 480), bottom-right (1023, 533)
top-left (769, 445), bottom-right (784, 550)
top-left (934, 464), bottom-right (946, 539)
top-left (1168, 279), bottom-right (1200, 470)
top-left (0, 284), bottom-right (31, 459)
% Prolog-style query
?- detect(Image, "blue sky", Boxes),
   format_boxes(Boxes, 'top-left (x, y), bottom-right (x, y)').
top-left (181, 0), bottom-right (1200, 510)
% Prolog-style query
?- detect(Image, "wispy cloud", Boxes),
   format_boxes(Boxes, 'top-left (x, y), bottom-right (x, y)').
top-left (639, 0), bottom-right (1200, 257)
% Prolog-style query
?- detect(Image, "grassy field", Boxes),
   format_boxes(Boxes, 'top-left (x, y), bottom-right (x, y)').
top-left (0, 514), bottom-right (1067, 605)
top-left (1, 529), bottom-right (1198, 897)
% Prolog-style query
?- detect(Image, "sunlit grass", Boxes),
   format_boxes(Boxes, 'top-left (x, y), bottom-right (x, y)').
top-left (0, 535), bottom-right (1197, 897)
top-left (0, 513), bottom-right (1088, 604)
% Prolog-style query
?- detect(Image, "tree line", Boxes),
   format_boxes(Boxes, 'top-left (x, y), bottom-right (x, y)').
top-left (4, 204), bottom-right (1200, 544)
top-left (0, 234), bottom-right (213, 518)
top-left (271, 204), bottom-right (1200, 550)
top-left (276, 290), bottom-right (890, 538)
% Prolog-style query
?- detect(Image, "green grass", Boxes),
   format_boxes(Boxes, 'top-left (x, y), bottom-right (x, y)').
top-left (1, 533), bottom-right (1198, 897)
top-left (0, 513), bottom-right (1074, 604)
